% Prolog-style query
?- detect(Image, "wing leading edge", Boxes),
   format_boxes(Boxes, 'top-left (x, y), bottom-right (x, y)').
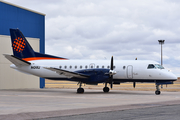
top-left (44, 67), bottom-right (90, 79)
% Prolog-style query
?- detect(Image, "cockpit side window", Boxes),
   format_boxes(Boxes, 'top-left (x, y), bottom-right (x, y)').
top-left (147, 64), bottom-right (155, 69)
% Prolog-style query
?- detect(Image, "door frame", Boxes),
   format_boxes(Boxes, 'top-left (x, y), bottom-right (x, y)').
top-left (127, 65), bottom-right (133, 79)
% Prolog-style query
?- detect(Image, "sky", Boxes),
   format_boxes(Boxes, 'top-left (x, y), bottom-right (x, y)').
top-left (5, 0), bottom-right (180, 76)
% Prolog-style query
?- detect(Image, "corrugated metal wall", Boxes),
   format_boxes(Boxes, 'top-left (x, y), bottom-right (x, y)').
top-left (0, 1), bottom-right (45, 88)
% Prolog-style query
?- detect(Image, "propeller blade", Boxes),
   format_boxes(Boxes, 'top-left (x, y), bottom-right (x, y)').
top-left (111, 56), bottom-right (113, 70)
top-left (110, 81), bottom-right (113, 88)
top-left (110, 56), bottom-right (113, 88)
top-left (133, 82), bottom-right (136, 88)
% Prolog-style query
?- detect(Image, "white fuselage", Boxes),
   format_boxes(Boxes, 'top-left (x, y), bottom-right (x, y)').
top-left (10, 59), bottom-right (177, 83)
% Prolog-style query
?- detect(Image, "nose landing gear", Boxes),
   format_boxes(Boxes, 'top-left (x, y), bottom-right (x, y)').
top-left (155, 84), bottom-right (161, 95)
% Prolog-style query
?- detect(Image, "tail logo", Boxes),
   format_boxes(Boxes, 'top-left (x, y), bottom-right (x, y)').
top-left (13, 37), bottom-right (26, 53)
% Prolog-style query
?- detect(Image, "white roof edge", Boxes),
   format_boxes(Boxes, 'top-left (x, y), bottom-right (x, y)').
top-left (0, 0), bottom-right (46, 16)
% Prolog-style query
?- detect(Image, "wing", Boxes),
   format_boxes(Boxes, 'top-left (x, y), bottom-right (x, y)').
top-left (3, 54), bottom-right (31, 66)
top-left (44, 67), bottom-right (89, 79)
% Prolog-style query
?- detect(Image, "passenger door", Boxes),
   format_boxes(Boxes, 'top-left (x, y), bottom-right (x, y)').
top-left (127, 65), bottom-right (133, 79)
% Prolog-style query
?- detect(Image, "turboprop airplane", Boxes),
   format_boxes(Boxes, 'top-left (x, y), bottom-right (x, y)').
top-left (4, 29), bottom-right (177, 95)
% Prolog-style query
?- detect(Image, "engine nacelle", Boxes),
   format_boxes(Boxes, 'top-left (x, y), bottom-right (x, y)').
top-left (75, 69), bottom-right (110, 83)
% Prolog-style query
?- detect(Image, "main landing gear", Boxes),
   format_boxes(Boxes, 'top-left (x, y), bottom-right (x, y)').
top-left (77, 82), bottom-right (110, 93)
top-left (155, 84), bottom-right (161, 95)
top-left (103, 83), bottom-right (110, 93)
top-left (77, 82), bottom-right (84, 93)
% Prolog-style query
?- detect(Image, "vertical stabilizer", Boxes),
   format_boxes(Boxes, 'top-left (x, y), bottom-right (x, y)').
top-left (10, 29), bottom-right (35, 59)
top-left (9, 29), bottom-right (67, 61)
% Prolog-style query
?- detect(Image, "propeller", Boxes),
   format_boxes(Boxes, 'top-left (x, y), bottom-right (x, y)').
top-left (109, 56), bottom-right (116, 89)
top-left (133, 82), bottom-right (136, 88)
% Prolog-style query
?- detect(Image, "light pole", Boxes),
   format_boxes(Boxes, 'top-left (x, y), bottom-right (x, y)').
top-left (158, 40), bottom-right (165, 66)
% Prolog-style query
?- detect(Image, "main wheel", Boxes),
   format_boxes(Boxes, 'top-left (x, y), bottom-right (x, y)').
top-left (155, 90), bottom-right (161, 95)
top-left (103, 87), bottom-right (109, 93)
top-left (77, 88), bottom-right (84, 93)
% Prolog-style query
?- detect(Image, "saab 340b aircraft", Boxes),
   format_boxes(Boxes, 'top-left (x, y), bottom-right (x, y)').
top-left (4, 29), bottom-right (177, 95)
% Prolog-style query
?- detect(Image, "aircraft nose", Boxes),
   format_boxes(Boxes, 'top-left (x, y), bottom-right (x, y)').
top-left (162, 70), bottom-right (177, 81)
top-left (169, 72), bottom-right (177, 80)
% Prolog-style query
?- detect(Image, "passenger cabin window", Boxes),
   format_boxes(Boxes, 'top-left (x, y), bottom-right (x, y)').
top-left (113, 66), bottom-right (116, 69)
top-left (107, 66), bottom-right (110, 69)
top-left (102, 66), bottom-right (104, 68)
top-left (70, 66), bottom-right (72, 69)
top-left (85, 65), bottom-right (88, 69)
top-left (80, 66), bottom-right (82, 69)
top-left (96, 65), bottom-right (99, 68)
top-left (64, 66), bottom-right (67, 69)
top-left (147, 64), bottom-right (155, 69)
top-left (59, 66), bottom-right (62, 69)
top-left (75, 66), bottom-right (77, 69)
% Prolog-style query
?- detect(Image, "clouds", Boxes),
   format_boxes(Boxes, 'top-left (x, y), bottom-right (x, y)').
top-left (6, 0), bottom-right (180, 76)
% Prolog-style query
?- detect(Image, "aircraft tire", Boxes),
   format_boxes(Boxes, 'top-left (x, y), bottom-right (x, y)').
top-left (103, 87), bottom-right (109, 93)
top-left (155, 90), bottom-right (161, 95)
top-left (77, 88), bottom-right (84, 93)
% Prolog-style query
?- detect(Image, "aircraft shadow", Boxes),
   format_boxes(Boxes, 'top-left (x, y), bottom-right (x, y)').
top-left (2, 88), bottom-right (153, 95)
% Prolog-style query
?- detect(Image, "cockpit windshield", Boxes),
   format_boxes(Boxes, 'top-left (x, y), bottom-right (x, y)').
top-left (154, 64), bottom-right (164, 69)
top-left (147, 64), bottom-right (164, 69)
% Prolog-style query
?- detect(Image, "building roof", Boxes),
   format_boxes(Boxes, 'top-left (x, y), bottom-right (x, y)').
top-left (0, 0), bottom-right (45, 16)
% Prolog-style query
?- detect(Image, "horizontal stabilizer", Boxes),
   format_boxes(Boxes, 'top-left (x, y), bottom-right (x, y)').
top-left (44, 67), bottom-right (89, 79)
top-left (3, 54), bottom-right (31, 66)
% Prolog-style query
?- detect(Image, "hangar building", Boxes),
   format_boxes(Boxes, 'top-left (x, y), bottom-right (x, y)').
top-left (0, 0), bottom-right (45, 89)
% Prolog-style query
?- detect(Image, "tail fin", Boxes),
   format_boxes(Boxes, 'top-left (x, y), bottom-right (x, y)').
top-left (10, 29), bottom-right (67, 61)
top-left (10, 29), bottom-right (35, 59)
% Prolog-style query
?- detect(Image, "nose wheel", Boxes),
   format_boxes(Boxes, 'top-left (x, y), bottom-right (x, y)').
top-left (155, 90), bottom-right (161, 95)
top-left (155, 84), bottom-right (161, 95)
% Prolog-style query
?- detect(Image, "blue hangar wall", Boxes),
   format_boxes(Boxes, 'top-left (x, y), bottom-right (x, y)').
top-left (0, 1), bottom-right (45, 88)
